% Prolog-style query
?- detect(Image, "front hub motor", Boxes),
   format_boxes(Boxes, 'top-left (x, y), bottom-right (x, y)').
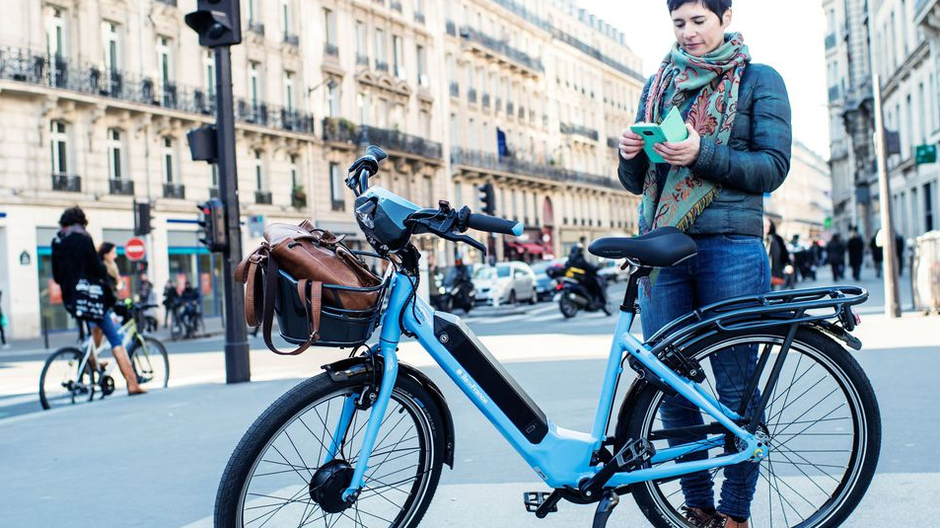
top-left (309, 460), bottom-right (355, 514)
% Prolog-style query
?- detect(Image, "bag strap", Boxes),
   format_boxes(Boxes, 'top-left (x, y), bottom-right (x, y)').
top-left (261, 254), bottom-right (322, 356)
top-left (235, 247), bottom-right (267, 328)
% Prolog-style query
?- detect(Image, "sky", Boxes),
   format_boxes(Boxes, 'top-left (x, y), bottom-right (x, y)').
top-left (578, 0), bottom-right (831, 158)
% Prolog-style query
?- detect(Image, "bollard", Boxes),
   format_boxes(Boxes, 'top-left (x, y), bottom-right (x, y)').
top-left (42, 316), bottom-right (50, 349)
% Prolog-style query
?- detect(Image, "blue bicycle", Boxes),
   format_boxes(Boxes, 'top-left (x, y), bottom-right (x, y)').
top-left (215, 147), bottom-right (880, 528)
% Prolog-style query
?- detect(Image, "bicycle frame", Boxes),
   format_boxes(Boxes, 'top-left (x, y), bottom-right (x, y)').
top-left (338, 271), bottom-right (763, 500)
top-left (72, 316), bottom-right (144, 383)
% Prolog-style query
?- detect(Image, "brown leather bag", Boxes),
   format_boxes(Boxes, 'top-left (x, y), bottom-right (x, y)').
top-left (235, 220), bottom-right (381, 355)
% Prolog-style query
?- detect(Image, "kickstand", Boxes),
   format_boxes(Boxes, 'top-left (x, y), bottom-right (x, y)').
top-left (591, 490), bottom-right (619, 528)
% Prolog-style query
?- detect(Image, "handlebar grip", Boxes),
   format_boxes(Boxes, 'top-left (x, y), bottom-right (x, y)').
top-left (466, 214), bottom-right (524, 236)
top-left (365, 145), bottom-right (388, 163)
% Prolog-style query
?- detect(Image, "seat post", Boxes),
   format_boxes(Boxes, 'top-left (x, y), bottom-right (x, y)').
top-left (621, 263), bottom-right (652, 313)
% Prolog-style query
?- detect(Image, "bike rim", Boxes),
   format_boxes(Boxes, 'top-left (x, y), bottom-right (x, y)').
top-left (132, 339), bottom-right (169, 388)
top-left (42, 350), bottom-right (93, 408)
top-left (235, 385), bottom-right (434, 527)
top-left (636, 335), bottom-right (868, 528)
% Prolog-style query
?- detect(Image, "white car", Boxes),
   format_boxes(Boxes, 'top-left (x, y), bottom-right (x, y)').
top-left (472, 261), bottom-right (537, 305)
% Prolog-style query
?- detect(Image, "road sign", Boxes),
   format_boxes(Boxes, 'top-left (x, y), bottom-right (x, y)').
top-left (915, 144), bottom-right (937, 164)
top-left (124, 237), bottom-right (147, 261)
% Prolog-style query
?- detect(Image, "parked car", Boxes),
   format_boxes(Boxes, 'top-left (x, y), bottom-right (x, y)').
top-left (472, 261), bottom-right (537, 305)
top-left (530, 258), bottom-right (566, 301)
top-left (597, 258), bottom-right (630, 283)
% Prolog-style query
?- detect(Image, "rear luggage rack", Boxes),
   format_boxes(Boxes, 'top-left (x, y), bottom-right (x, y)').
top-left (644, 286), bottom-right (868, 354)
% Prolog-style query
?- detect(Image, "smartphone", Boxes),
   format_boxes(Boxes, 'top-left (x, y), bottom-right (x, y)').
top-left (630, 106), bottom-right (689, 163)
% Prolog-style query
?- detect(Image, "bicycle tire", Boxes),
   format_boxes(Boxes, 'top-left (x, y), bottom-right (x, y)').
top-left (215, 373), bottom-right (446, 528)
top-left (128, 335), bottom-right (170, 389)
top-left (39, 347), bottom-right (95, 410)
top-left (619, 327), bottom-right (881, 528)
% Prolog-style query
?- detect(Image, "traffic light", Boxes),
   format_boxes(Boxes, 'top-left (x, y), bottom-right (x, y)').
top-left (197, 198), bottom-right (228, 252)
top-left (133, 201), bottom-right (152, 236)
top-left (185, 0), bottom-right (242, 48)
top-left (478, 182), bottom-right (495, 216)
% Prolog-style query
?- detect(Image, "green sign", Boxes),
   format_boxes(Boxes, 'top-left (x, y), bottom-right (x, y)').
top-left (824, 217), bottom-right (833, 229)
top-left (915, 144), bottom-right (937, 164)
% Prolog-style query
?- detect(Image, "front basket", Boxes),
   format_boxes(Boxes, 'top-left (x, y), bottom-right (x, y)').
top-left (274, 269), bottom-right (386, 348)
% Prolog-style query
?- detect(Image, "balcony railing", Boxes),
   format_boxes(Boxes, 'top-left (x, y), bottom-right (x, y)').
top-left (248, 21), bottom-right (265, 36)
top-left (482, 93), bottom-right (491, 108)
top-left (458, 25), bottom-right (544, 73)
top-left (560, 123), bottom-right (600, 141)
top-left (449, 82), bottom-right (459, 97)
top-left (825, 33), bottom-right (837, 50)
top-left (109, 178), bottom-right (134, 196)
top-left (163, 182), bottom-right (185, 199)
top-left (322, 118), bottom-right (442, 159)
top-left (324, 43), bottom-right (339, 57)
top-left (549, 28), bottom-right (644, 82)
top-left (255, 190), bottom-right (273, 205)
top-left (357, 54), bottom-right (369, 66)
top-left (450, 148), bottom-right (616, 189)
top-left (283, 33), bottom-right (299, 46)
top-left (51, 173), bottom-right (81, 192)
top-left (0, 46), bottom-right (315, 136)
top-left (468, 88), bottom-right (477, 103)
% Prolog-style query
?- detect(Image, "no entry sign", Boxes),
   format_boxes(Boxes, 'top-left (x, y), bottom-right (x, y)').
top-left (124, 237), bottom-right (147, 261)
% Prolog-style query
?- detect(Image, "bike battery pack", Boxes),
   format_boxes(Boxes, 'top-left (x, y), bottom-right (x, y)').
top-left (433, 313), bottom-right (549, 444)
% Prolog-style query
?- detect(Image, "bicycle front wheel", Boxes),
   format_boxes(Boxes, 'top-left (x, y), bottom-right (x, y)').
top-left (621, 327), bottom-right (881, 528)
top-left (215, 372), bottom-right (446, 528)
top-left (39, 347), bottom-right (95, 410)
top-left (128, 336), bottom-right (170, 389)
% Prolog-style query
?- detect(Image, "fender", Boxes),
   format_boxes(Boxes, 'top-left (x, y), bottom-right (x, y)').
top-left (613, 376), bottom-right (648, 442)
top-left (323, 355), bottom-right (456, 468)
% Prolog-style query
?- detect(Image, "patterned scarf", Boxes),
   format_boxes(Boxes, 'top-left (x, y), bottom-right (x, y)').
top-left (638, 33), bottom-right (751, 235)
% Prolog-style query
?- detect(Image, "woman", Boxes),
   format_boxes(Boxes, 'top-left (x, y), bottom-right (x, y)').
top-left (618, 1), bottom-right (791, 527)
top-left (764, 219), bottom-right (789, 290)
top-left (51, 207), bottom-right (145, 395)
top-left (98, 242), bottom-right (123, 300)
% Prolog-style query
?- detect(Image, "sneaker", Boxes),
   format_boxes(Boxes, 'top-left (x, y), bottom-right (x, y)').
top-left (702, 514), bottom-right (749, 528)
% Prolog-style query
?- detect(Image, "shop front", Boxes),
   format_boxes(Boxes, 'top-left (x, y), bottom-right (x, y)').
top-left (167, 230), bottom-right (223, 317)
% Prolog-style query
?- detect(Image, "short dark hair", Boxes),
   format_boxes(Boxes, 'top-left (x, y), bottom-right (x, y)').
top-left (667, 0), bottom-right (732, 19)
top-left (59, 206), bottom-right (88, 228)
top-left (98, 242), bottom-right (116, 259)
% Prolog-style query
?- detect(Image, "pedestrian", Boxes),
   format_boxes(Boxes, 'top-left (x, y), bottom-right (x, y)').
top-left (764, 219), bottom-right (789, 290)
top-left (162, 279), bottom-right (178, 329)
top-left (827, 234), bottom-right (846, 280)
top-left (869, 232), bottom-right (884, 278)
top-left (895, 232), bottom-right (905, 277)
top-left (847, 229), bottom-right (864, 281)
top-left (136, 272), bottom-right (158, 332)
top-left (97, 242), bottom-right (124, 300)
top-left (0, 289), bottom-right (9, 350)
top-left (617, 1), bottom-right (791, 525)
top-left (50, 206), bottom-right (145, 395)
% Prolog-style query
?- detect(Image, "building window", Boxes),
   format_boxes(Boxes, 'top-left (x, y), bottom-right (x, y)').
top-left (327, 81), bottom-right (340, 118)
top-left (281, 0), bottom-right (292, 39)
top-left (926, 182), bottom-right (935, 233)
top-left (284, 71), bottom-right (295, 112)
top-left (246, 0), bottom-right (258, 23)
top-left (203, 50), bottom-right (215, 97)
top-left (49, 120), bottom-right (69, 175)
top-left (357, 92), bottom-right (369, 125)
top-left (249, 62), bottom-right (261, 113)
top-left (330, 163), bottom-right (345, 210)
top-left (290, 155), bottom-right (299, 189)
top-left (254, 150), bottom-right (264, 190)
top-left (211, 164), bottom-right (219, 189)
top-left (46, 8), bottom-right (66, 59)
top-left (101, 21), bottom-right (120, 72)
top-left (157, 36), bottom-right (172, 87)
top-left (107, 128), bottom-right (124, 180)
top-left (374, 29), bottom-right (386, 67)
top-left (417, 44), bottom-right (428, 87)
top-left (420, 110), bottom-right (431, 138)
top-left (393, 36), bottom-right (405, 79)
top-left (324, 8), bottom-right (336, 48)
top-left (162, 137), bottom-right (175, 183)
top-left (356, 21), bottom-right (368, 62)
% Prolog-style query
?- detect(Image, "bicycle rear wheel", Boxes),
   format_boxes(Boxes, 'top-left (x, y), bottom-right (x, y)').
top-left (128, 335), bottom-right (170, 389)
top-left (215, 373), bottom-right (445, 528)
top-left (620, 327), bottom-right (881, 528)
top-left (39, 347), bottom-right (95, 410)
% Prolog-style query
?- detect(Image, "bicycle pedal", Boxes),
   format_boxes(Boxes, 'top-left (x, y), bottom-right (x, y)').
top-left (523, 491), bottom-right (559, 516)
top-left (613, 438), bottom-right (655, 471)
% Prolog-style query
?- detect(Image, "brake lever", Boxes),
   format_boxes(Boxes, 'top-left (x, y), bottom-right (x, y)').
top-left (440, 231), bottom-right (487, 254)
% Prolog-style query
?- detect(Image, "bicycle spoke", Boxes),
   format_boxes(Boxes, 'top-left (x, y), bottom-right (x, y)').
top-left (283, 429), bottom-right (315, 480)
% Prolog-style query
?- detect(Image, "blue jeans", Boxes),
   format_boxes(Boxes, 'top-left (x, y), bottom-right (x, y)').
top-left (91, 310), bottom-right (123, 348)
top-left (638, 235), bottom-right (770, 520)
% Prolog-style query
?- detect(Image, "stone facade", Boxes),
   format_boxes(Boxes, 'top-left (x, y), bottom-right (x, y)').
top-left (0, 0), bottom-right (643, 337)
top-left (764, 142), bottom-right (833, 242)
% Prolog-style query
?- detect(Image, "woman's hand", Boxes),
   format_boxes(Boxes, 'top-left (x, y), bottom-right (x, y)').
top-left (618, 129), bottom-right (645, 161)
top-left (654, 124), bottom-right (701, 167)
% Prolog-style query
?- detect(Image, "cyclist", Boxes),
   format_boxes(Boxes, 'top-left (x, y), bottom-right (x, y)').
top-left (51, 207), bottom-right (145, 396)
top-left (617, 1), bottom-right (791, 526)
top-left (179, 281), bottom-right (202, 337)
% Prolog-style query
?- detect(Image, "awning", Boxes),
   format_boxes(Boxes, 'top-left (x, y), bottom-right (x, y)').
top-left (520, 243), bottom-right (545, 254)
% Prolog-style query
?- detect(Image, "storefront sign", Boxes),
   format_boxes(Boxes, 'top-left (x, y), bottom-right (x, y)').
top-left (19, 250), bottom-right (31, 266)
top-left (915, 144), bottom-right (938, 164)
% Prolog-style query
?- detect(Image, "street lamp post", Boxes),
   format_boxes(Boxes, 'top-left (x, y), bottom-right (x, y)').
top-left (866, 0), bottom-right (902, 318)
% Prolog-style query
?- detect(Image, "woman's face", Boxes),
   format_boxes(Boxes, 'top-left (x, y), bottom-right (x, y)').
top-left (106, 248), bottom-right (117, 262)
top-left (671, 1), bottom-right (732, 57)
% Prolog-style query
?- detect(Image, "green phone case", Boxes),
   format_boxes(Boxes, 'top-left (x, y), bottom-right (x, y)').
top-left (630, 106), bottom-right (689, 164)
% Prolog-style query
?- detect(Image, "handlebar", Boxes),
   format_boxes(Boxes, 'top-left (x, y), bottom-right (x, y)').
top-left (466, 213), bottom-right (524, 236)
top-left (346, 145), bottom-right (389, 196)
